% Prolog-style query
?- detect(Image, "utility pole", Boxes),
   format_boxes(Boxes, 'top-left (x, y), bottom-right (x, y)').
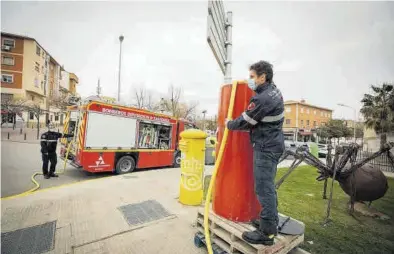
top-left (159, 98), bottom-right (165, 113)
top-left (117, 35), bottom-right (124, 102)
top-left (96, 78), bottom-right (101, 96)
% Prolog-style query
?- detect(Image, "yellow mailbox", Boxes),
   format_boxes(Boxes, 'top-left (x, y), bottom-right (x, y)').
top-left (178, 129), bottom-right (208, 205)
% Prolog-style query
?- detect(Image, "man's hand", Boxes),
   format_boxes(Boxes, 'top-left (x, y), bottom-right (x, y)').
top-left (225, 119), bottom-right (231, 128)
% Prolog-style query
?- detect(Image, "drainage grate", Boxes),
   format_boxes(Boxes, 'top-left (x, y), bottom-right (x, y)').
top-left (1, 221), bottom-right (56, 254)
top-left (119, 200), bottom-right (172, 226)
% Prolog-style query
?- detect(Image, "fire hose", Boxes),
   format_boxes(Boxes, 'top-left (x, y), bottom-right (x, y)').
top-left (203, 81), bottom-right (238, 254)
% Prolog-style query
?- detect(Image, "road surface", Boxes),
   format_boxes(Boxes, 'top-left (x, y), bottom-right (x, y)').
top-left (1, 141), bottom-right (112, 198)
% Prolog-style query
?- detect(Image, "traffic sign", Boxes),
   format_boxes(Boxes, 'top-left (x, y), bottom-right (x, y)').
top-left (207, 0), bottom-right (232, 78)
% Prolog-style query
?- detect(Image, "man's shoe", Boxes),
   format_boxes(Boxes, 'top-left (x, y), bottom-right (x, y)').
top-left (44, 174), bottom-right (50, 179)
top-left (252, 219), bottom-right (260, 229)
top-left (242, 230), bottom-right (275, 245)
top-left (49, 173), bottom-right (59, 177)
top-left (251, 220), bottom-right (278, 236)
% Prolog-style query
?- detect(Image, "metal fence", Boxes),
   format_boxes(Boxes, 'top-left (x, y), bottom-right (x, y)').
top-left (356, 149), bottom-right (394, 173)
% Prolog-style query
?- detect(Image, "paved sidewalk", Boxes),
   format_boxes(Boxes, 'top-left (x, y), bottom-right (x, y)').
top-left (1, 166), bottom-right (307, 254)
top-left (1, 168), bottom-right (207, 254)
top-left (1, 126), bottom-right (64, 143)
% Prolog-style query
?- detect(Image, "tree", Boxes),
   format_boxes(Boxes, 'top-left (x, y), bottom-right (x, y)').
top-left (25, 101), bottom-right (46, 139)
top-left (161, 85), bottom-right (199, 119)
top-left (132, 86), bottom-right (155, 111)
top-left (316, 126), bottom-right (330, 143)
top-left (360, 83), bottom-right (394, 148)
top-left (317, 119), bottom-right (352, 144)
top-left (205, 115), bottom-right (218, 132)
top-left (1, 96), bottom-right (27, 129)
top-left (48, 92), bottom-right (71, 112)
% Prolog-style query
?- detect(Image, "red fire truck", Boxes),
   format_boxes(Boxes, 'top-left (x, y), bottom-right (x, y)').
top-left (60, 99), bottom-right (196, 174)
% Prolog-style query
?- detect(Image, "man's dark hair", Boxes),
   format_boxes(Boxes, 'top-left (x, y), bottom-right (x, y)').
top-left (250, 60), bottom-right (274, 83)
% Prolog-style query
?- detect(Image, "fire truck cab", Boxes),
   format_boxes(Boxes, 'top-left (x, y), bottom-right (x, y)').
top-left (60, 100), bottom-right (196, 174)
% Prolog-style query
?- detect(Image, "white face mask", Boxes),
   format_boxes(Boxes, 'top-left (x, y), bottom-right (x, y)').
top-left (48, 123), bottom-right (55, 131)
top-left (247, 78), bottom-right (257, 91)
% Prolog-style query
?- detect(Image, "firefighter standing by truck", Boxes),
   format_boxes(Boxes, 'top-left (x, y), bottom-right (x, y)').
top-left (226, 61), bottom-right (285, 246)
top-left (40, 121), bottom-right (74, 179)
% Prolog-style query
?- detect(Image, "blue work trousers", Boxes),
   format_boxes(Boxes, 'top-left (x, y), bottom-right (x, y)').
top-left (253, 147), bottom-right (282, 230)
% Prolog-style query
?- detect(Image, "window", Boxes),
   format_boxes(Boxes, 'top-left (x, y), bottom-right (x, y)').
top-left (328, 113), bottom-right (331, 118)
top-left (35, 62), bottom-right (40, 72)
top-left (36, 45), bottom-right (41, 56)
top-left (321, 111), bottom-right (323, 116)
top-left (286, 107), bottom-right (291, 113)
top-left (313, 121), bottom-right (317, 126)
top-left (285, 119), bottom-right (291, 125)
top-left (1, 74), bottom-right (13, 83)
top-left (1, 93), bottom-right (13, 101)
top-left (50, 115), bottom-right (53, 121)
top-left (2, 56), bottom-right (14, 65)
top-left (300, 107), bottom-right (304, 113)
top-left (301, 120), bottom-right (304, 126)
top-left (2, 38), bottom-right (15, 47)
top-left (306, 109), bottom-right (310, 114)
top-left (29, 112), bottom-right (34, 120)
top-left (306, 120), bottom-right (310, 126)
top-left (325, 112), bottom-right (327, 117)
top-left (55, 114), bottom-right (59, 121)
top-left (314, 110), bottom-right (316, 115)
top-left (138, 122), bottom-right (171, 149)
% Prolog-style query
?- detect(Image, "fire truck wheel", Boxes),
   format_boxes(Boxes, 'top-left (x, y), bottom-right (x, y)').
top-left (174, 152), bottom-right (181, 168)
top-left (115, 156), bottom-right (136, 174)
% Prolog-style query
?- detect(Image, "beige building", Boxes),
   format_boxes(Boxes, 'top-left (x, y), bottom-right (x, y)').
top-left (1, 32), bottom-right (79, 127)
top-left (283, 99), bottom-right (333, 141)
top-left (363, 127), bottom-right (394, 152)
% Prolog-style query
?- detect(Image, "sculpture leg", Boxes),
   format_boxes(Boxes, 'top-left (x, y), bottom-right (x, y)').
top-left (322, 179), bottom-right (328, 199)
top-left (323, 164), bottom-right (339, 225)
top-left (275, 159), bottom-right (303, 189)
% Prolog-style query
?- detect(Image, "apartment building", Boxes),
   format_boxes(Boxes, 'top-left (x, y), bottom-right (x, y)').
top-left (1, 32), bottom-right (79, 127)
top-left (283, 99), bottom-right (333, 141)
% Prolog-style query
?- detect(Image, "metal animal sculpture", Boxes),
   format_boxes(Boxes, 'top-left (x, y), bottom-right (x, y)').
top-left (276, 141), bottom-right (394, 223)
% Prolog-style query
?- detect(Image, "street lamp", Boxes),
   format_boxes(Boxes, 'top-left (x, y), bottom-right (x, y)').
top-left (117, 35), bottom-right (124, 102)
top-left (202, 110), bottom-right (207, 131)
top-left (338, 103), bottom-right (357, 143)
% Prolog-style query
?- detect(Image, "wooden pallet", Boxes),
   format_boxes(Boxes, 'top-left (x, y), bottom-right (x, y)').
top-left (195, 209), bottom-right (304, 254)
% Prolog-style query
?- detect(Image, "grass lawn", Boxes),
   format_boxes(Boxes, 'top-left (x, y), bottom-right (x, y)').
top-left (276, 166), bottom-right (394, 254)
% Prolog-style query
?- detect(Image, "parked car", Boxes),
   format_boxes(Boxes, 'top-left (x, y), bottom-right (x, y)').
top-left (318, 144), bottom-right (328, 158)
top-left (285, 140), bottom-right (297, 153)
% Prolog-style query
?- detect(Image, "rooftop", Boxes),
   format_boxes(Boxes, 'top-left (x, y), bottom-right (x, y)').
top-left (284, 100), bottom-right (333, 112)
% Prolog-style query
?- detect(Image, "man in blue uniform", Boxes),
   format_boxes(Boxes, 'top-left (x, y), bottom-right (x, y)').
top-left (226, 61), bottom-right (285, 245)
top-left (40, 121), bottom-right (73, 179)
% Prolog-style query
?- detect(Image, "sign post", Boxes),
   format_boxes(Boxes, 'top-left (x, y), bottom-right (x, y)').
top-left (207, 0), bottom-right (233, 84)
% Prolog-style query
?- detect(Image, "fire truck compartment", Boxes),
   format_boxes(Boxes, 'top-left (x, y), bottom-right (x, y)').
top-left (85, 112), bottom-right (138, 149)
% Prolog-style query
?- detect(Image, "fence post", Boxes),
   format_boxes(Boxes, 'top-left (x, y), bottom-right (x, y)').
top-left (24, 133), bottom-right (26, 140)
top-left (8, 132), bottom-right (10, 139)
top-left (20, 128), bottom-right (22, 135)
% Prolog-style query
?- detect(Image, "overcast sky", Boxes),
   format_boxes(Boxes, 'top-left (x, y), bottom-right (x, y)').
top-left (2, 1), bottom-right (394, 119)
